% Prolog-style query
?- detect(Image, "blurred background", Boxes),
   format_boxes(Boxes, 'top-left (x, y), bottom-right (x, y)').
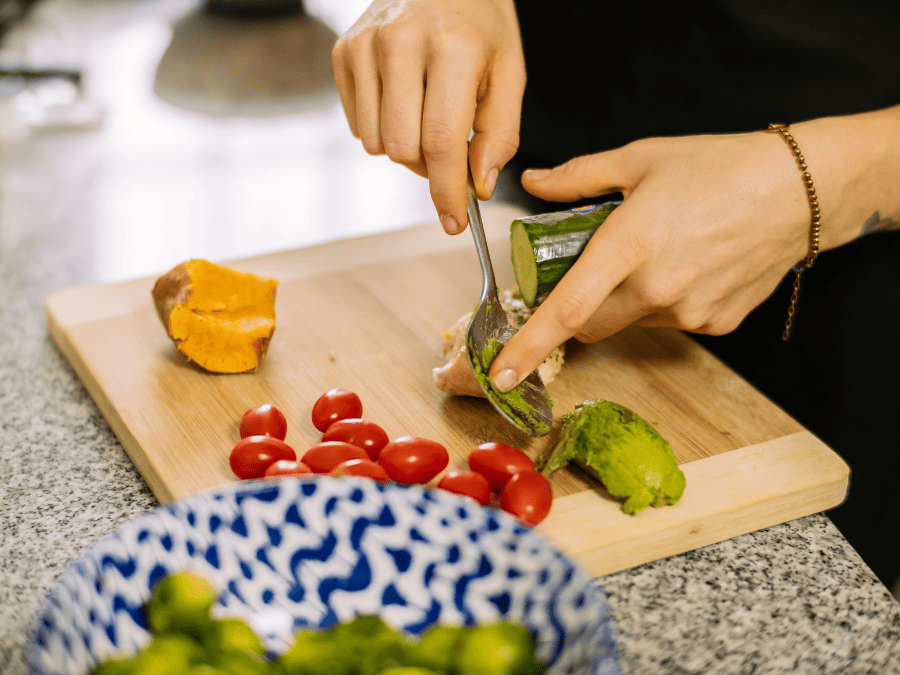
top-left (0, 0), bottom-right (438, 283)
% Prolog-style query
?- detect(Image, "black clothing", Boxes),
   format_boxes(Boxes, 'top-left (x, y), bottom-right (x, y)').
top-left (514, 1), bottom-right (900, 167)
top-left (509, 1), bottom-right (900, 587)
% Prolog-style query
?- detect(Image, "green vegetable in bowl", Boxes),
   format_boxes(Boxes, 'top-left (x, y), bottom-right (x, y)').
top-left (90, 571), bottom-right (270, 675)
top-left (454, 622), bottom-right (547, 675)
top-left (279, 617), bottom-right (546, 675)
top-left (204, 643), bottom-right (271, 675)
top-left (90, 571), bottom-right (547, 675)
top-left (277, 628), bottom-right (353, 675)
top-left (538, 399), bottom-right (686, 515)
top-left (202, 617), bottom-right (266, 656)
top-left (405, 624), bottom-right (464, 672)
top-left (146, 570), bottom-right (218, 637)
top-left (279, 615), bottom-right (410, 675)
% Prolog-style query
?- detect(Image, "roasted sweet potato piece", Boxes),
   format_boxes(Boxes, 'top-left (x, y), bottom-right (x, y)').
top-left (152, 259), bottom-right (278, 373)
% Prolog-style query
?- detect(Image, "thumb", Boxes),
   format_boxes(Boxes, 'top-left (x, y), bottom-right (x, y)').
top-left (521, 149), bottom-right (632, 202)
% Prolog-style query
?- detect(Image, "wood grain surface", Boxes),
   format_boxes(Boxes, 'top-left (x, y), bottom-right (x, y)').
top-left (46, 203), bottom-right (849, 576)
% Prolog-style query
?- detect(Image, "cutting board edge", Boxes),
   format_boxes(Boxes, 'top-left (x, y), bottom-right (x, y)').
top-left (580, 476), bottom-right (848, 577)
top-left (538, 430), bottom-right (850, 577)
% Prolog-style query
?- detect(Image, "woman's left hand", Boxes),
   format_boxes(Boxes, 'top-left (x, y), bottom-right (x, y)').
top-left (487, 118), bottom-right (877, 393)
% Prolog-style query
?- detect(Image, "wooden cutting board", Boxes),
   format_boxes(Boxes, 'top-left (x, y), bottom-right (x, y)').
top-left (46, 203), bottom-right (849, 576)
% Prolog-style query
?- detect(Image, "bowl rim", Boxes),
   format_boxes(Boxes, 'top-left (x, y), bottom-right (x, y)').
top-left (26, 475), bottom-right (620, 675)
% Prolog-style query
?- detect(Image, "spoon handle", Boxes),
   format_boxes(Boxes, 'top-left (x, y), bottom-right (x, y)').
top-left (466, 178), bottom-right (497, 301)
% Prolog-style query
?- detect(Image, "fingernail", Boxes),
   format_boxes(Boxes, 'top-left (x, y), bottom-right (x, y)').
top-left (441, 215), bottom-right (459, 234)
top-left (486, 167), bottom-right (499, 195)
top-left (492, 368), bottom-right (519, 393)
top-left (524, 168), bottom-right (550, 181)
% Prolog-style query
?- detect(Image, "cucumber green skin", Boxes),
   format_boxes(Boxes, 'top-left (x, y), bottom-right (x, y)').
top-left (511, 204), bottom-right (617, 307)
top-left (533, 245), bottom-right (590, 297)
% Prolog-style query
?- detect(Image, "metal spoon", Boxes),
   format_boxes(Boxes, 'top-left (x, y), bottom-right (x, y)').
top-left (464, 175), bottom-right (553, 437)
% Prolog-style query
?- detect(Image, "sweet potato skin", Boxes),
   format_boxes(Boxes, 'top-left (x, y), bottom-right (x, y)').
top-left (152, 263), bottom-right (193, 330)
top-left (151, 260), bottom-right (277, 374)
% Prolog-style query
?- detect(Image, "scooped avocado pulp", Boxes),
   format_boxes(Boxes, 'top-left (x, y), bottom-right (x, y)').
top-left (468, 329), bottom-right (553, 437)
top-left (537, 399), bottom-right (685, 514)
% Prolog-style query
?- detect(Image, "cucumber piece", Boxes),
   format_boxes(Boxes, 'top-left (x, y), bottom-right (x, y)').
top-left (510, 202), bottom-right (618, 307)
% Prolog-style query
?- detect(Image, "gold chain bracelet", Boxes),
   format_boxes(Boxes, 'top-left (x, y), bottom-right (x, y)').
top-left (768, 123), bottom-right (821, 340)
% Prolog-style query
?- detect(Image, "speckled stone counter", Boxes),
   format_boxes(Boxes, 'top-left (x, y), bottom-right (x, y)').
top-left (2, 2), bottom-right (900, 673)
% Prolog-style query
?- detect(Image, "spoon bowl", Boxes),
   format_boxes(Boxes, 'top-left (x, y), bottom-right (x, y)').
top-left (464, 181), bottom-right (552, 437)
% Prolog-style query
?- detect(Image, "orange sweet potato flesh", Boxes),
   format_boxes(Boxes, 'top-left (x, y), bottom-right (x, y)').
top-left (151, 259), bottom-right (278, 373)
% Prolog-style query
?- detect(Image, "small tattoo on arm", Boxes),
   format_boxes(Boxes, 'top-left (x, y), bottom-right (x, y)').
top-left (861, 211), bottom-right (900, 235)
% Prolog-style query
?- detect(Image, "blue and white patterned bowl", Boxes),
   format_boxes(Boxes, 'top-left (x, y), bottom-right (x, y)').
top-left (27, 477), bottom-right (621, 675)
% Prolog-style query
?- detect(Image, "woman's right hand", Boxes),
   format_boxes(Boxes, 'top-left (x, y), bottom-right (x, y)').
top-left (332, 0), bottom-right (525, 235)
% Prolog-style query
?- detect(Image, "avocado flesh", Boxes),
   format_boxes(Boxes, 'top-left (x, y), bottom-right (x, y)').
top-left (538, 399), bottom-right (686, 515)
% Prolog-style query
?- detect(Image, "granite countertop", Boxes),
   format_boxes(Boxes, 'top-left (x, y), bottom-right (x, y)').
top-left (2, 2), bottom-right (899, 674)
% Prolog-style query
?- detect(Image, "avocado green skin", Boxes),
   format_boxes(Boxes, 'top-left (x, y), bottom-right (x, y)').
top-left (537, 399), bottom-right (686, 515)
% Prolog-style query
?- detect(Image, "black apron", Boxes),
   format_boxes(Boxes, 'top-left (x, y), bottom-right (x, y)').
top-left (508, 0), bottom-right (900, 587)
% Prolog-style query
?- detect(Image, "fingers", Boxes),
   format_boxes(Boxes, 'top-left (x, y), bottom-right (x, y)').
top-left (332, 33), bottom-right (359, 139)
top-left (334, 3), bottom-right (527, 236)
top-left (334, 21), bottom-right (493, 235)
top-left (420, 27), bottom-right (486, 234)
top-left (490, 230), bottom-right (785, 393)
top-left (378, 27), bottom-right (428, 176)
top-left (489, 154), bottom-right (646, 390)
top-left (488, 208), bottom-right (646, 390)
top-left (333, 27), bottom-right (386, 156)
top-left (521, 147), bottom-right (636, 202)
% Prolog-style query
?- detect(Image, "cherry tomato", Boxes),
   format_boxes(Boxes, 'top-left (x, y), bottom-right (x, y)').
top-left (378, 436), bottom-right (449, 485)
top-left (263, 459), bottom-right (313, 479)
top-left (321, 418), bottom-right (389, 460)
top-left (302, 441), bottom-right (369, 473)
top-left (311, 388), bottom-right (363, 432)
top-left (239, 403), bottom-right (288, 440)
top-left (468, 442), bottom-right (535, 489)
top-left (330, 458), bottom-right (391, 482)
top-left (436, 470), bottom-right (492, 506)
top-left (499, 471), bottom-right (553, 525)
top-left (230, 435), bottom-right (296, 480)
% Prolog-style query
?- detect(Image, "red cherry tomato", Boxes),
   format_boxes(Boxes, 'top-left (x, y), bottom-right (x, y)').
top-left (499, 471), bottom-right (553, 525)
top-left (330, 458), bottom-right (391, 482)
top-left (378, 436), bottom-right (449, 485)
top-left (239, 403), bottom-right (288, 440)
top-left (322, 418), bottom-right (389, 460)
top-left (230, 435), bottom-right (296, 480)
top-left (263, 459), bottom-right (313, 479)
top-left (311, 388), bottom-right (363, 432)
top-left (302, 441), bottom-right (369, 473)
top-left (436, 470), bottom-right (492, 506)
top-left (468, 442), bottom-right (535, 489)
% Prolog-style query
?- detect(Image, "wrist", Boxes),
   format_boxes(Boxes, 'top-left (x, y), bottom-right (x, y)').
top-left (790, 106), bottom-right (900, 252)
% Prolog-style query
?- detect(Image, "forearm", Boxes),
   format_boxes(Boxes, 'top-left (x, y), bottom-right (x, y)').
top-left (792, 104), bottom-right (900, 252)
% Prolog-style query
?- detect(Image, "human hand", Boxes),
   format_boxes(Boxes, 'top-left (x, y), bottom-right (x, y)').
top-left (488, 130), bottom-right (822, 392)
top-left (332, 0), bottom-right (525, 234)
